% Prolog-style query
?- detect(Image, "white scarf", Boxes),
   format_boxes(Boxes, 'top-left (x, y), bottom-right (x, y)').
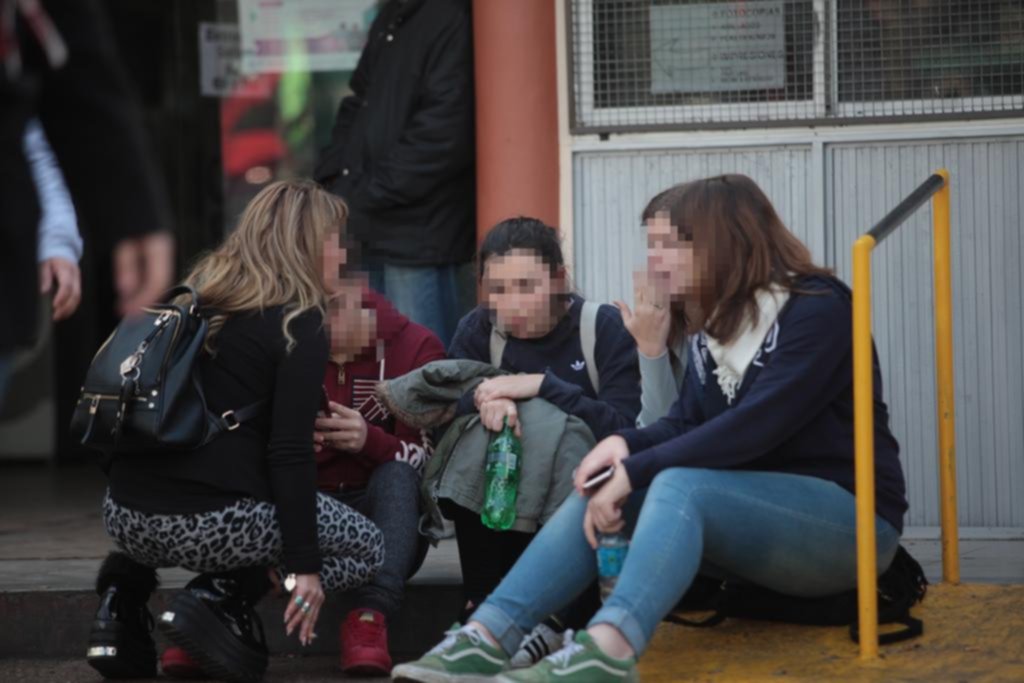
top-left (705, 286), bottom-right (789, 404)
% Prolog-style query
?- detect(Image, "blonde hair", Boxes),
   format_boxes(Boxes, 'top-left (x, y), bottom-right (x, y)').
top-left (183, 179), bottom-right (348, 351)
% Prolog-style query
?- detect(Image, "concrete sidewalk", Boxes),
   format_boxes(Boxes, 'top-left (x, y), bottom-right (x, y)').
top-left (0, 655), bottom-right (393, 682)
top-left (0, 463), bottom-right (465, 591)
top-left (0, 463), bottom-right (464, 661)
top-left (4, 463), bottom-right (1022, 592)
top-left (3, 462), bottom-right (1023, 667)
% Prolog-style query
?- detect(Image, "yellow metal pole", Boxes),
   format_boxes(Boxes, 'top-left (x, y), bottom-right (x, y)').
top-left (932, 169), bottom-right (960, 584)
top-left (852, 235), bottom-right (879, 659)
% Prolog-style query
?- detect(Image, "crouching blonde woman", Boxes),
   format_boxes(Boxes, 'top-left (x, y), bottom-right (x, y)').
top-left (85, 180), bottom-right (384, 683)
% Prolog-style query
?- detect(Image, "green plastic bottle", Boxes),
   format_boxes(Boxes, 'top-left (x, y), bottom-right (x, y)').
top-left (480, 417), bottom-right (522, 531)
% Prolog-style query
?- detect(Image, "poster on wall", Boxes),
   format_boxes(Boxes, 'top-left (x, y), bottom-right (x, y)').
top-left (237, 0), bottom-right (377, 75)
top-left (198, 23), bottom-right (272, 98)
top-left (650, 1), bottom-right (786, 94)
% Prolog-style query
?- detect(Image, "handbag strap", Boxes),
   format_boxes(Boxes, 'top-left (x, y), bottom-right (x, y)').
top-left (162, 284), bottom-right (201, 309)
top-left (208, 399), bottom-right (269, 439)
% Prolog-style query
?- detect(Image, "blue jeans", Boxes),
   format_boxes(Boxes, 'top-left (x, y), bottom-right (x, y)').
top-left (365, 261), bottom-right (475, 349)
top-left (472, 468), bottom-right (901, 656)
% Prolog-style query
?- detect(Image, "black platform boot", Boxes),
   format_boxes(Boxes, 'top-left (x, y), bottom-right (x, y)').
top-left (86, 552), bottom-right (159, 678)
top-left (158, 567), bottom-right (272, 683)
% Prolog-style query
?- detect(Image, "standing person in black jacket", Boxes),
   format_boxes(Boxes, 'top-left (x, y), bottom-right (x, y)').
top-left (0, 0), bottom-right (174, 405)
top-left (86, 181), bottom-right (384, 683)
top-left (314, 0), bottom-right (475, 348)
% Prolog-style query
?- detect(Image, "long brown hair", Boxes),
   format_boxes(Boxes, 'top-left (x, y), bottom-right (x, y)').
top-left (183, 179), bottom-right (348, 351)
top-left (642, 174), bottom-right (830, 344)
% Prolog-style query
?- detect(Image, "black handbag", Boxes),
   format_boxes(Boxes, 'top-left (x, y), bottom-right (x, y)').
top-left (70, 286), bottom-right (265, 453)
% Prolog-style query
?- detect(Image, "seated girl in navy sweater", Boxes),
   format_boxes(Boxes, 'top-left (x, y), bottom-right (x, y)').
top-left (393, 175), bottom-right (908, 683)
top-left (443, 217), bottom-right (641, 661)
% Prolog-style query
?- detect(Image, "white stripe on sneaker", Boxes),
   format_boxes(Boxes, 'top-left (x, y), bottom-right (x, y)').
top-left (392, 663), bottom-right (497, 683)
top-left (553, 659), bottom-right (629, 677)
top-left (441, 647), bottom-right (506, 666)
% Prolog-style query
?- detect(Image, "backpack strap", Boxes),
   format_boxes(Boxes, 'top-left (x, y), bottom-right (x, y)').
top-left (850, 615), bottom-right (923, 645)
top-left (664, 610), bottom-right (727, 629)
top-left (850, 545), bottom-right (927, 645)
top-left (580, 301), bottom-right (600, 393)
top-left (489, 325), bottom-right (507, 369)
top-left (489, 303), bottom-right (599, 391)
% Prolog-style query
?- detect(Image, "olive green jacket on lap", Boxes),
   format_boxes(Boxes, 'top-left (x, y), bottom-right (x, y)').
top-left (376, 359), bottom-right (597, 541)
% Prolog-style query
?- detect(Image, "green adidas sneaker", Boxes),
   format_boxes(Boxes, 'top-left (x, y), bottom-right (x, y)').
top-left (497, 630), bottom-right (638, 683)
top-left (391, 623), bottom-right (510, 682)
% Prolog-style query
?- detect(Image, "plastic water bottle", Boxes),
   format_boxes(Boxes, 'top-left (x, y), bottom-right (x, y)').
top-left (480, 417), bottom-right (522, 531)
top-left (596, 533), bottom-right (629, 602)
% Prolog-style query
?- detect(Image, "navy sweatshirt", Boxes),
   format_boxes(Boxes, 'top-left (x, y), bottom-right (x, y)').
top-left (617, 276), bottom-right (908, 533)
top-left (448, 296), bottom-right (641, 440)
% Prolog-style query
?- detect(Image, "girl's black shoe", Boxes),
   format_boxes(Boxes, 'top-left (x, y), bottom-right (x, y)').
top-left (86, 552), bottom-right (159, 679)
top-left (157, 569), bottom-right (271, 683)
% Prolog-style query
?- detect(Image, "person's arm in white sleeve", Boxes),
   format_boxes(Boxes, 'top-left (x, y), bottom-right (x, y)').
top-left (25, 119), bottom-right (82, 321)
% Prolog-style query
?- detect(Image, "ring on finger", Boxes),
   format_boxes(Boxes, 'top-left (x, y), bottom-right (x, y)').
top-left (294, 595), bottom-right (306, 607)
top-left (301, 602), bottom-right (312, 614)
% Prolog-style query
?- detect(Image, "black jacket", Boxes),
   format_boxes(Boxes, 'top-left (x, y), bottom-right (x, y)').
top-left (314, 0), bottom-right (475, 267)
top-left (0, 0), bottom-right (170, 352)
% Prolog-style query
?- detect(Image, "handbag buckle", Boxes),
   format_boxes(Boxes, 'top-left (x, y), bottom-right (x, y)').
top-left (120, 353), bottom-right (142, 378)
top-left (221, 410), bottom-right (241, 431)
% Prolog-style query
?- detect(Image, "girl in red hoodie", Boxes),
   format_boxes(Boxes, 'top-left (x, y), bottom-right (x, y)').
top-left (314, 277), bottom-right (446, 676)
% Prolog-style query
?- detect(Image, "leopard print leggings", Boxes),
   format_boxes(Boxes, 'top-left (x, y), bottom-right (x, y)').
top-left (103, 492), bottom-right (384, 593)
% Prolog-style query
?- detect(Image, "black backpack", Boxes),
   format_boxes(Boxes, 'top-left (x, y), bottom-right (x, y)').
top-left (667, 546), bottom-right (928, 645)
top-left (69, 286), bottom-right (265, 453)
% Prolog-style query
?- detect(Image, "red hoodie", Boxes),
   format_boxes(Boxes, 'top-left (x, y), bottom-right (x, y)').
top-left (315, 290), bottom-right (447, 491)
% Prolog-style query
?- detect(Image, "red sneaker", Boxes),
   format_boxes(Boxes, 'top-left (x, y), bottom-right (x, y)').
top-left (160, 646), bottom-right (204, 679)
top-left (340, 609), bottom-right (392, 676)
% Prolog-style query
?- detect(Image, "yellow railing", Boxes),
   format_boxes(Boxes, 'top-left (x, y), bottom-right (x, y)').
top-left (852, 169), bottom-right (958, 660)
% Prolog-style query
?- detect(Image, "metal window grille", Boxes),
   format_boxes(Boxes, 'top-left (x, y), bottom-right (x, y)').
top-left (569, 0), bottom-right (1024, 132)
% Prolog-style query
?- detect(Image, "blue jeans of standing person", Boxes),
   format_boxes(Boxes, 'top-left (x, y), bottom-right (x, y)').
top-left (471, 468), bottom-right (901, 657)
top-left (366, 261), bottom-right (475, 349)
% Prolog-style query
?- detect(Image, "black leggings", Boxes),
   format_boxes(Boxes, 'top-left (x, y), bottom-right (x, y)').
top-left (442, 500), bottom-right (600, 629)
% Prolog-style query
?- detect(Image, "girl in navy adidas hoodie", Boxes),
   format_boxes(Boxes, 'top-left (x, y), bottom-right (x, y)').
top-left (395, 176), bottom-right (909, 683)
top-left (444, 217), bottom-right (641, 663)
